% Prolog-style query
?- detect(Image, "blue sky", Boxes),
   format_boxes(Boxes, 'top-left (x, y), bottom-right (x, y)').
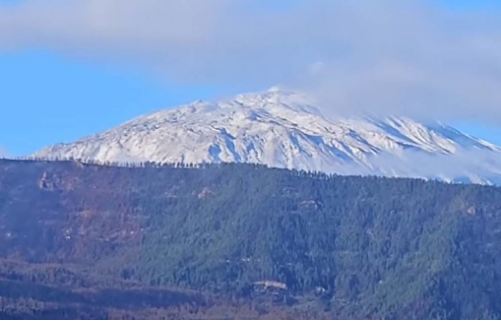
top-left (440, 0), bottom-right (501, 10)
top-left (0, 51), bottom-right (225, 156)
top-left (0, 0), bottom-right (500, 156)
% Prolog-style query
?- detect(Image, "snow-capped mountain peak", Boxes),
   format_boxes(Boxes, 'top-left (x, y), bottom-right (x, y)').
top-left (34, 88), bottom-right (501, 185)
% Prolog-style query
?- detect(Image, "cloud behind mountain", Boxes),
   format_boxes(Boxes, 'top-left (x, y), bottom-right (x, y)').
top-left (1, 0), bottom-right (501, 124)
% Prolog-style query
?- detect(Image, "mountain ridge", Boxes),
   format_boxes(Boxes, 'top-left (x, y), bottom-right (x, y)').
top-left (34, 88), bottom-right (501, 185)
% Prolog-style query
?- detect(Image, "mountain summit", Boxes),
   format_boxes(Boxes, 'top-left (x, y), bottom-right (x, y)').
top-left (35, 88), bottom-right (501, 184)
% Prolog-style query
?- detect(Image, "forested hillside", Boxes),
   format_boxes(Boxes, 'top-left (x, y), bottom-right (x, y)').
top-left (0, 159), bottom-right (500, 319)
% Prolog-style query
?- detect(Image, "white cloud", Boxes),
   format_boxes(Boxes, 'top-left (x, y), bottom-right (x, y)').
top-left (2, 0), bottom-right (501, 124)
top-left (0, 147), bottom-right (10, 158)
top-left (350, 149), bottom-right (501, 185)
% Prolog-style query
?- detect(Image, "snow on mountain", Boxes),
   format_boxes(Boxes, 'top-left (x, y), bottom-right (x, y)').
top-left (34, 88), bottom-right (501, 185)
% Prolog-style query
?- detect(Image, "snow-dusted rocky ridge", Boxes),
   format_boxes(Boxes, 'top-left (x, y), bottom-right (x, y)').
top-left (35, 88), bottom-right (501, 185)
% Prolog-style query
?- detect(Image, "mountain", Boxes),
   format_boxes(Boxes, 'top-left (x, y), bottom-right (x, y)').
top-left (1, 159), bottom-right (501, 319)
top-left (35, 88), bottom-right (501, 185)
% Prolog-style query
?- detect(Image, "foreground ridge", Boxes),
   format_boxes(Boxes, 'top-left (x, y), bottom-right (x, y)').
top-left (0, 159), bottom-right (501, 319)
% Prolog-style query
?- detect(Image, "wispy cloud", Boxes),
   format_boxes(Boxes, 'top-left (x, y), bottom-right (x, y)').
top-left (1, 0), bottom-right (501, 124)
top-left (0, 147), bottom-right (10, 158)
top-left (334, 148), bottom-right (501, 185)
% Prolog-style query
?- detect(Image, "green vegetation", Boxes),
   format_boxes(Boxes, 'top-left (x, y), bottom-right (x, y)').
top-left (0, 159), bottom-right (500, 319)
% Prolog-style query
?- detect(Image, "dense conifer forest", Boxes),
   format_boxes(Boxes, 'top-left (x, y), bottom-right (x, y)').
top-left (0, 159), bottom-right (500, 319)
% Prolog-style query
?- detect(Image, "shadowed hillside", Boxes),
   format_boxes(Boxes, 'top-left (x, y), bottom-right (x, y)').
top-left (0, 159), bottom-right (500, 319)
